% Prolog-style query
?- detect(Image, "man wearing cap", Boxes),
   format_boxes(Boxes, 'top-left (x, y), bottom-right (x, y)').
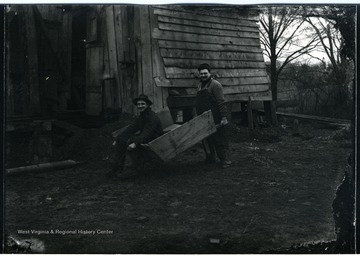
top-left (108, 94), bottom-right (163, 179)
top-left (196, 63), bottom-right (232, 168)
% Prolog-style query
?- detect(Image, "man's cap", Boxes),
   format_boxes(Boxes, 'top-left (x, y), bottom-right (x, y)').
top-left (132, 94), bottom-right (153, 106)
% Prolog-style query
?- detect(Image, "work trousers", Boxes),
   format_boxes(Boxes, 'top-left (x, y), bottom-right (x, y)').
top-left (113, 136), bottom-right (144, 172)
top-left (205, 126), bottom-right (230, 162)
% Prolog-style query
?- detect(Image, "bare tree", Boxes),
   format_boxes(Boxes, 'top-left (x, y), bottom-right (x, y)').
top-left (259, 6), bottom-right (319, 101)
top-left (305, 8), bottom-right (352, 85)
top-left (304, 6), bottom-right (355, 119)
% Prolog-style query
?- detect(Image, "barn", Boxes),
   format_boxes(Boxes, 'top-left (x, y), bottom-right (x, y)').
top-left (6, 4), bottom-right (274, 125)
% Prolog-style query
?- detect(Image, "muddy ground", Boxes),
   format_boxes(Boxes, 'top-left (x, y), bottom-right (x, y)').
top-left (4, 117), bottom-right (354, 253)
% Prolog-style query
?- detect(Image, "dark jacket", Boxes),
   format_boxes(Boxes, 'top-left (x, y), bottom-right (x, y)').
top-left (197, 78), bottom-right (227, 119)
top-left (123, 108), bottom-right (163, 145)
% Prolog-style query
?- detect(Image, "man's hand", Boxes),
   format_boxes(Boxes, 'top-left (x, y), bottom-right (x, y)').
top-left (127, 142), bottom-right (136, 150)
top-left (220, 117), bottom-right (228, 126)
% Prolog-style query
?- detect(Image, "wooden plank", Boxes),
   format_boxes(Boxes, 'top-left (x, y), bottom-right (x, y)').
top-left (146, 110), bottom-right (217, 161)
top-left (173, 85), bottom-right (270, 95)
top-left (226, 91), bottom-right (272, 102)
top-left (85, 45), bottom-right (103, 115)
top-left (134, 6), bottom-right (143, 96)
top-left (139, 6), bottom-right (154, 106)
top-left (103, 14), bottom-right (112, 117)
top-left (164, 67), bottom-right (268, 79)
top-left (247, 97), bottom-right (254, 130)
top-left (158, 22), bottom-right (260, 39)
top-left (102, 10), bottom-right (111, 87)
top-left (105, 6), bottom-right (121, 110)
top-left (153, 7), bottom-right (258, 28)
top-left (153, 28), bottom-right (260, 47)
top-left (173, 84), bottom-right (270, 95)
top-left (163, 58), bottom-right (266, 69)
top-left (226, 84), bottom-right (270, 94)
top-left (114, 5), bottom-right (125, 110)
top-left (164, 124), bottom-right (181, 133)
top-left (167, 92), bottom-right (272, 108)
top-left (157, 15), bottom-right (259, 33)
top-left (149, 7), bottom-right (168, 110)
top-left (121, 6), bottom-right (135, 114)
top-left (6, 160), bottom-right (82, 176)
top-left (103, 78), bottom-right (117, 109)
top-left (158, 40), bottom-right (263, 53)
top-left (59, 10), bottom-right (72, 111)
top-left (155, 77), bottom-right (269, 88)
top-left (24, 6), bottom-right (40, 115)
top-left (220, 77), bottom-right (269, 86)
top-left (160, 49), bottom-right (264, 62)
top-left (154, 5), bottom-right (260, 22)
top-left (275, 112), bottom-right (351, 125)
top-left (167, 93), bottom-right (272, 107)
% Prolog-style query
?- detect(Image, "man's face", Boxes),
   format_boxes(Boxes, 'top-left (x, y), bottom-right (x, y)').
top-left (137, 100), bottom-right (149, 112)
top-left (199, 69), bottom-right (211, 81)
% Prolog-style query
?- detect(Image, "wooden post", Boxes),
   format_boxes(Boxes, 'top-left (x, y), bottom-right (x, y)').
top-left (59, 9), bottom-right (72, 111)
top-left (149, 6), bottom-right (168, 111)
top-left (134, 6), bottom-right (143, 98)
top-left (247, 97), bottom-right (254, 130)
top-left (139, 6), bottom-right (154, 104)
top-left (114, 5), bottom-right (125, 111)
top-left (127, 6), bottom-right (137, 114)
top-left (24, 6), bottom-right (40, 115)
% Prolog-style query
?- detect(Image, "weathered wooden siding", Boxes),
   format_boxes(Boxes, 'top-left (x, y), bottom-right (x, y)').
top-left (6, 5), bottom-right (72, 116)
top-left (97, 5), bottom-right (168, 114)
top-left (85, 6), bottom-right (104, 115)
top-left (85, 5), bottom-right (271, 116)
top-left (151, 5), bottom-right (271, 102)
top-left (85, 44), bottom-right (104, 115)
top-left (137, 6), bottom-right (167, 112)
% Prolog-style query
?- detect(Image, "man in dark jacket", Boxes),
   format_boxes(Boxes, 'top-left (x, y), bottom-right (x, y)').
top-left (108, 94), bottom-right (163, 179)
top-left (196, 63), bottom-right (232, 168)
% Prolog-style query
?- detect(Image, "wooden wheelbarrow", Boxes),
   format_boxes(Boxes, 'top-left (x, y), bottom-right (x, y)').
top-left (112, 108), bottom-right (217, 162)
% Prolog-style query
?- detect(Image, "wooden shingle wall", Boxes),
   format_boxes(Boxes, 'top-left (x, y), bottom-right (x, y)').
top-left (151, 5), bottom-right (272, 103)
top-left (87, 5), bottom-right (271, 116)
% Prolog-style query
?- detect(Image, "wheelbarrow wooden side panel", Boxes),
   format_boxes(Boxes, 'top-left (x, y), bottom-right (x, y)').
top-left (142, 110), bottom-right (216, 161)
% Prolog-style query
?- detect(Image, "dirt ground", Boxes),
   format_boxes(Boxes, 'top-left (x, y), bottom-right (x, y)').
top-left (4, 118), bottom-right (354, 253)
